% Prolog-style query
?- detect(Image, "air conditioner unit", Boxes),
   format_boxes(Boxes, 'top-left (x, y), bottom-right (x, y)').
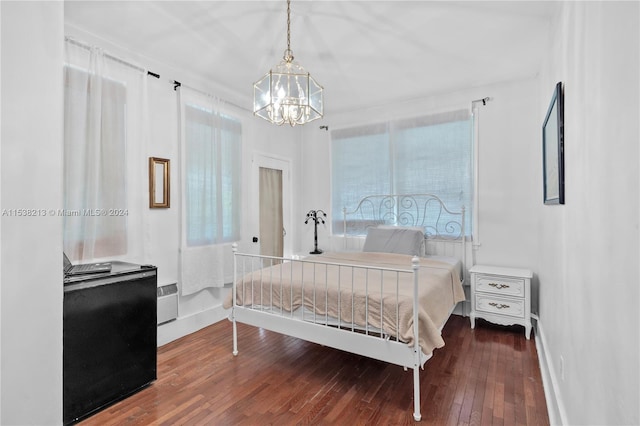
top-left (157, 284), bottom-right (178, 325)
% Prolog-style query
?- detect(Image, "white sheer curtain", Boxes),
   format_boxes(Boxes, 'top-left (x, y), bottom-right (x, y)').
top-left (63, 39), bottom-right (147, 262)
top-left (177, 87), bottom-right (242, 295)
top-left (331, 109), bottom-right (473, 236)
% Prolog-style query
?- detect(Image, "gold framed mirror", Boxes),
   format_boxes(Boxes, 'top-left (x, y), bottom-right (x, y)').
top-left (149, 157), bottom-right (170, 208)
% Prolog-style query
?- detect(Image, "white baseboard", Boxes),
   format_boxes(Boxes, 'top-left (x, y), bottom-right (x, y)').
top-left (535, 318), bottom-right (568, 426)
top-left (157, 304), bottom-right (229, 347)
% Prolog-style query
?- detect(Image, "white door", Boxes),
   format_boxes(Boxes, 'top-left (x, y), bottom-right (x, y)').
top-left (252, 154), bottom-right (292, 258)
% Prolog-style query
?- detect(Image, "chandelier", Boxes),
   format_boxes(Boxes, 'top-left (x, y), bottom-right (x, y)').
top-left (253, 0), bottom-right (324, 126)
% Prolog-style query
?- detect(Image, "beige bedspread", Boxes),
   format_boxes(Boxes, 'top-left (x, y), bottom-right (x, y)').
top-left (223, 251), bottom-right (465, 354)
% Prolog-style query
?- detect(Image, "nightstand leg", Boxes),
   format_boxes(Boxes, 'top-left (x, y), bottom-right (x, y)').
top-left (470, 315), bottom-right (475, 329)
top-left (525, 323), bottom-right (531, 340)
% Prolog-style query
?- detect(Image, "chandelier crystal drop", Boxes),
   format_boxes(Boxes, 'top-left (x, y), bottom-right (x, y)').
top-left (253, 0), bottom-right (324, 126)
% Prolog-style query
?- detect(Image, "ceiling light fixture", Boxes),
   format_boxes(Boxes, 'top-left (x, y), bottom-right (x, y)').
top-left (253, 0), bottom-right (324, 126)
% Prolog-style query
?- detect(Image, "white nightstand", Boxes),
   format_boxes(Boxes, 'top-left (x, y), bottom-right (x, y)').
top-left (469, 265), bottom-right (533, 339)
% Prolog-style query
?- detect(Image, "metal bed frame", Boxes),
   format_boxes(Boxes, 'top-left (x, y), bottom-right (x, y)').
top-left (230, 194), bottom-right (467, 421)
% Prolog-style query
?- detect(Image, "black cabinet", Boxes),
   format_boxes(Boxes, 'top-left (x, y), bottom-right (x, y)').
top-left (63, 262), bottom-right (157, 425)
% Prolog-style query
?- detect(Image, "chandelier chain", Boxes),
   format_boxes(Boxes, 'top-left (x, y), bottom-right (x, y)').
top-left (287, 0), bottom-right (291, 52)
top-left (284, 0), bottom-right (293, 62)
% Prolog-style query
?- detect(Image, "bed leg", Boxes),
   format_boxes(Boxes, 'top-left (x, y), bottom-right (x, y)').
top-left (413, 365), bottom-right (421, 421)
top-left (232, 315), bottom-right (238, 356)
top-left (412, 256), bottom-right (422, 421)
top-left (232, 243), bottom-right (239, 356)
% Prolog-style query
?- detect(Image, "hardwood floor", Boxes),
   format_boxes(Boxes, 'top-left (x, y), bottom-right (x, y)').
top-left (79, 315), bottom-right (549, 425)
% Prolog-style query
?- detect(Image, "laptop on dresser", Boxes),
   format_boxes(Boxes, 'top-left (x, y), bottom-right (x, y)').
top-left (63, 252), bottom-right (112, 277)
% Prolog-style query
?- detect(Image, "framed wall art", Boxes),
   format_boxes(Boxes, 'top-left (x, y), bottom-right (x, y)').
top-left (149, 157), bottom-right (170, 208)
top-left (542, 82), bottom-right (565, 205)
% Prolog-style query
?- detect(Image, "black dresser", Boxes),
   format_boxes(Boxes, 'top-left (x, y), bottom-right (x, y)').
top-left (63, 262), bottom-right (157, 425)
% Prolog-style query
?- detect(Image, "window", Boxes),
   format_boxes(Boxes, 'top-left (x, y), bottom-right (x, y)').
top-left (331, 110), bottom-right (473, 236)
top-left (184, 104), bottom-right (241, 246)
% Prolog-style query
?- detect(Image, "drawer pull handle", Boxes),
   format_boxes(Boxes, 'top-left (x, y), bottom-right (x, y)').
top-left (489, 302), bottom-right (510, 309)
top-left (488, 282), bottom-right (510, 289)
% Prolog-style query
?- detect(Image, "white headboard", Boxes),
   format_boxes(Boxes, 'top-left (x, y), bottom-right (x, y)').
top-left (341, 194), bottom-right (467, 280)
top-left (342, 194), bottom-right (465, 237)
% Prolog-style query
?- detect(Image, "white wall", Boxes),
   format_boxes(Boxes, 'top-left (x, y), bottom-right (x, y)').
top-left (0, 2), bottom-right (64, 424)
top-left (536, 2), bottom-right (639, 425)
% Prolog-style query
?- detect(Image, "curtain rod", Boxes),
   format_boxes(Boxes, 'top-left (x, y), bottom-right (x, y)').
top-left (65, 37), bottom-right (159, 79)
top-left (172, 80), bottom-right (250, 113)
top-left (472, 97), bottom-right (491, 106)
top-left (64, 37), bottom-right (247, 113)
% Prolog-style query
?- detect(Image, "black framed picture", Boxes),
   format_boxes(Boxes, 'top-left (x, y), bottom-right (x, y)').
top-left (542, 82), bottom-right (564, 205)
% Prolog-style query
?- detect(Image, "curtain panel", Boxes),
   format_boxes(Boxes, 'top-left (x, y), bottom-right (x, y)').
top-left (63, 39), bottom-right (147, 262)
top-left (331, 109), bottom-right (473, 237)
top-left (177, 87), bottom-right (242, 295)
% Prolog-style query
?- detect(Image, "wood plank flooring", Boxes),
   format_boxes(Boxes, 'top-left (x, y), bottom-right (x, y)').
top-left (79, 315), bottom-right (549, 425)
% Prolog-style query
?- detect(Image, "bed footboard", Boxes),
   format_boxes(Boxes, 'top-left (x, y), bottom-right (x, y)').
top-left (229, 245), bottom-right (449, 421)
top-left (230, 248), bottom-right (424, 362)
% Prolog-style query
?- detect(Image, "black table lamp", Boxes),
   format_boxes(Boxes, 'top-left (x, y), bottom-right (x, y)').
top-left (305, 209), bottom-right (327, 254)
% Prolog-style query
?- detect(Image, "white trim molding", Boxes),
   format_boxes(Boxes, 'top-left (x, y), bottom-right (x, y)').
top-left (535, 318), bottom-right (569, 426)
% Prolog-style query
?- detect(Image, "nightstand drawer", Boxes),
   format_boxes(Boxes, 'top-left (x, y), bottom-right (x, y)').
top-left (475, 294), bottom-right (525, 318)
top-left (475, 274), bottom-right (524, 297)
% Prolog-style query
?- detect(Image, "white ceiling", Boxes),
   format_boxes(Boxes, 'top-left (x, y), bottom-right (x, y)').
top-left (64, 1), bottom-right (558, 114)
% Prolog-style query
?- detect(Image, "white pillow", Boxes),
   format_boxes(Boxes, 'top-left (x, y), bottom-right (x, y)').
top-left (362, 226), bottom-right (424, 256)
